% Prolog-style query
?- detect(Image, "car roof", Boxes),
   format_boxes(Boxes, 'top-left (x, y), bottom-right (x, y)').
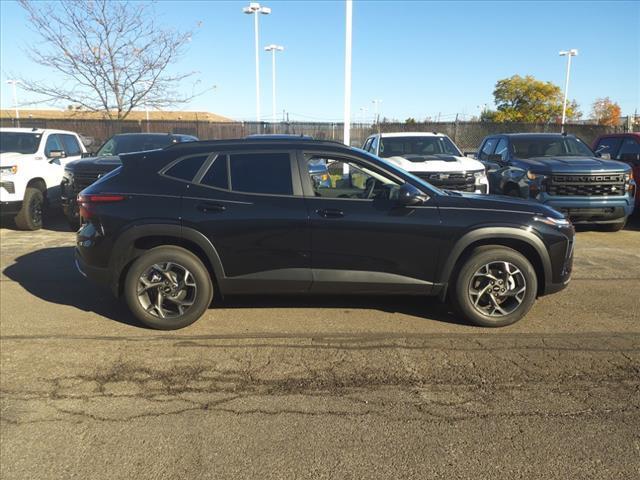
top-left (501, 133), bottom-right (576, 138)
top-left (376, 132), bottom-right (444, 138)
top-left (165, 138), bottom-right (351, 152)
top-left (594, 132), bottom-right (640, 140)
top-left (0, 127), bottom-right (80, 135)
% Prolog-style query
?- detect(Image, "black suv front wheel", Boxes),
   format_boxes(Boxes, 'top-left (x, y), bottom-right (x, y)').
top-left (124, 246), bottom-right (213, 330)
top-left (451, 246), bottom-right (538, 327)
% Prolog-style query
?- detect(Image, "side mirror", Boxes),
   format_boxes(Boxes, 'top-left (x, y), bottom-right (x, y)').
top-left (464, 151), bottom-right (477, 158)
top-left (596, 151), bottom-right (611, 160)
top-left (48, 150), bottom-right (66, 159)
top-left (487, 153), bottom-right (503, 162)
top-left (396, 183), bottom-right (427, 206)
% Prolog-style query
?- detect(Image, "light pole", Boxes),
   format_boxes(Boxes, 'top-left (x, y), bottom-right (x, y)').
top-left (371, 99), bottom-right (382, 124)
top-left (264, 44), bottom-right (284, 124)
top-left (559, 49), bottom-right (578, 131)
top-left (343, 0), bottom-right (353, 146)
top-left (6, 80), bottom-right (21, 127)
top-left (243, 2), bottom-right (271, 133)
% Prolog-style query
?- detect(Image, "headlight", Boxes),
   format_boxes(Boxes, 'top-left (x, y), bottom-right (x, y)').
top-left (473, 170), bottom-right (487, 183)
top-left (0, 165), bottom-right (18, 175)
top-left (534, 216), bottom-right (571, 227)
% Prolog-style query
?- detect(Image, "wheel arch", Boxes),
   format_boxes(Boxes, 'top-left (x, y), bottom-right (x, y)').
top-left (109, 223), bottom-right (225, 297)
top-left (439, 227), bottom-right (552, 299)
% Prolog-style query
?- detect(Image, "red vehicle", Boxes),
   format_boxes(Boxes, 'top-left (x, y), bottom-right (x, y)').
top-left (593, 133), bottom-right (640, 208)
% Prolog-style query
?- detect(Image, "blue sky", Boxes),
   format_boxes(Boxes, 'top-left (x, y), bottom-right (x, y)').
top-left (1, 0), bottom-right (638, 121)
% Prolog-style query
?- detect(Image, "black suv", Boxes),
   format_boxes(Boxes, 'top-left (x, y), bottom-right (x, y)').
top-left (61, 133), bottom-right (197, 228)
top-left (75, 138), bottom-right (574, 330)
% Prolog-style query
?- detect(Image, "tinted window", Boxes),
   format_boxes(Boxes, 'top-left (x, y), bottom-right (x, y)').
top-left (0, 132), bottom-right (42, 154)
top-left (97, 134), bottom-right (178, 156)
top-left (230, 153), bottom-right (293, 195)
top-left (594, 137), bottom-right (623, 158)
top-left (379, 136), bottom-right (460, 158)
top-left (494, 138), bottom-right (509, 161)
top-left (200, 155), bottom-right (229, 189)
top-left (164, 155), bottom-right (208, 181)
top-left (44, 134), bottom-right (63, 156)
top-left (618, 138), bottom-right (640, 157)
top-left (511, 136), bottom-right (593, 158)
top-left (479, 138), bottom-right (497, 160)
top-left (60, 134), bottom-right (82, 156)
top-left (363, 138), bottom-right (373, 152)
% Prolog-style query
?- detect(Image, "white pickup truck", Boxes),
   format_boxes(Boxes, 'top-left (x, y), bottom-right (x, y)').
top-left (0, 128), bottom-right (86, 230)
top-left (362, 132), bottom-right (489, 194)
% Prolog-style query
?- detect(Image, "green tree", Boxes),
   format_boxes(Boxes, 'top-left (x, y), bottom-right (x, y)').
top-left (405, 117), bottom-right (417, 125)
top-left (482, 75), bottom-right (581, 123)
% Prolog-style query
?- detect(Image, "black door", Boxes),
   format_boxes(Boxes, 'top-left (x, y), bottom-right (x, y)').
top-left (298, 151), bottom-right (443, 294)
top-left (180, 150), bottom-right (312, 294)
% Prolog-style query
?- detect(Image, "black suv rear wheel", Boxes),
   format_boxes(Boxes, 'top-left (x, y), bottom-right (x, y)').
top-left (124, 246), bottom-right (213, 330)
top-left (451, 246), bottom-right (538, 327)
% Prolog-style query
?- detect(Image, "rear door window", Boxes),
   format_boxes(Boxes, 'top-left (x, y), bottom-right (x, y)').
top-left (200, 155), bottom-right (229, 190)
top-left (618, 138), bottom-right (640, 158)
top-left (229, 152), bottom-right (293, 195)
top-left (163, 155), bottom-right (208, 181)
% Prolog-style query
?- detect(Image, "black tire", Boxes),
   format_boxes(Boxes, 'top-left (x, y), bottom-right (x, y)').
top-left (14, 187), bottom-right (44, 230)
top-left (600, 219), bottom-right (626, 232)
top-left (124, 246), bottom-right (213, 330)
top-left (450, 246), bottom-right (538, 327)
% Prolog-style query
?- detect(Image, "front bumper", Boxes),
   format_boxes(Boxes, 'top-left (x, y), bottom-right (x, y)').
top-left (537, 193), bottom-right (634, 223)
top-left (0, 200), bottom-right (23, 216)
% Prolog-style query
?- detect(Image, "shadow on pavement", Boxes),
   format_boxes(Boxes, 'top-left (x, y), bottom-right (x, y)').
top-left (3, 246), bottom-right (141, 328)
top-left (0, 208), bottom-right (74, 233)
top-left (3, 247), bottom-right (468, 329)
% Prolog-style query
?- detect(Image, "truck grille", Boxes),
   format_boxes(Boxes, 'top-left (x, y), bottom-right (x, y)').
top-left (72, 169), bottom-right (109, 193)
top-left (412, 171), bottom-right (476, 192)
top-left (547, 174), bottom-right (626, 197)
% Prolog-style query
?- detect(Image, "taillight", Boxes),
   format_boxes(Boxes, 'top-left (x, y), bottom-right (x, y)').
top-left (78, 194), bottom-right (125, 220)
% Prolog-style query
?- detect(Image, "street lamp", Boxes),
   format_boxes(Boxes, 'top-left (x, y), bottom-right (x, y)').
top-left (371, 99), bottom-right (382, 123)
top-left (343, 0), bottom-right (353, 146)
top-left (6, 80), bottom-right (21, 127)
top-left (264, 44), bottom-right (284, 123)
top-left (559, 49), bottom-right (578, 131)
top-left (243, 2), bottom-right (271, 133)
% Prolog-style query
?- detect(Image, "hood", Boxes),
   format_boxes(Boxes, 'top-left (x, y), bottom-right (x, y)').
top-left (65, 155), bottom-right (122, 171)
top-left (386, 154), bottom-right (484, 173)
top-left (517, 156), bottom-right (630, 174)
top-left (0, 151), bottom-right (39, 166)
top-left (442, 191), bottom-right (562, 219)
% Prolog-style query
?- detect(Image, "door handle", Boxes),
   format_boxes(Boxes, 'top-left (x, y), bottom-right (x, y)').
top-left (315, 208), bottom-right (344, 218)
top-left (197, 203), bottom-right (226, 213)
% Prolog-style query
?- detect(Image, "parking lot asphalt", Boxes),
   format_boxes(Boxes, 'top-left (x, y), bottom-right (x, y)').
top-left (1, 212), bottom-right (639, 479)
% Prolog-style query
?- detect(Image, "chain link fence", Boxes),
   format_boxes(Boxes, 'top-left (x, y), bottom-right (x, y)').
top-left (0, 117), bottom-right (631, 151)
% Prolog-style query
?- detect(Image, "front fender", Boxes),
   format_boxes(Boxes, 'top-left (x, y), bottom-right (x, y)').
top-left (437, 226), bottom-right (553, 297)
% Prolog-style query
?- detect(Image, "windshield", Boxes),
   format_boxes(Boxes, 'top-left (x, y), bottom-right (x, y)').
top-left (379, 136), bottom-right (462, 158)
top-left (512, 136), bottom-right (594, 158)
top-left (0, 132), bottom-right (43, 154)
top-left (97, 134), bottom-right (176, 156)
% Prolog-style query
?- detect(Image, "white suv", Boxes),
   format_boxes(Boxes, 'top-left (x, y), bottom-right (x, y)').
top-left (363, 132), bottom-right (489, 194)
top-left (0, 128), bottom-right (86, 230)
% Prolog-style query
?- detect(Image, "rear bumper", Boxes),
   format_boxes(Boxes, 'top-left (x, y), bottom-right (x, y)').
top-left (75, 248), bottom-right (111, 287)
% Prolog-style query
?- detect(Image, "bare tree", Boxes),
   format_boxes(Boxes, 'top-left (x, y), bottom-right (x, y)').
top-left (17, 0), bottom-right (202, 120)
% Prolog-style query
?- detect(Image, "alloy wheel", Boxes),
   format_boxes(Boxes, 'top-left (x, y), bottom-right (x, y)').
top-left (136, 262), bottom-right (197, 319)
top-left (468, 261), bottom-right (527, 317)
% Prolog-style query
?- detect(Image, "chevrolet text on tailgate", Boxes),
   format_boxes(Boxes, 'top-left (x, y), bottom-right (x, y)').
top-left (477, 133), bottom-right (635, 231)
top-left (75, 137), bottom-right (575, 330)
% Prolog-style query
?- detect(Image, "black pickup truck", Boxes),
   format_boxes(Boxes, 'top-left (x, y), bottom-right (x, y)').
top-left (61, 133), bottom-right (197, 229)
